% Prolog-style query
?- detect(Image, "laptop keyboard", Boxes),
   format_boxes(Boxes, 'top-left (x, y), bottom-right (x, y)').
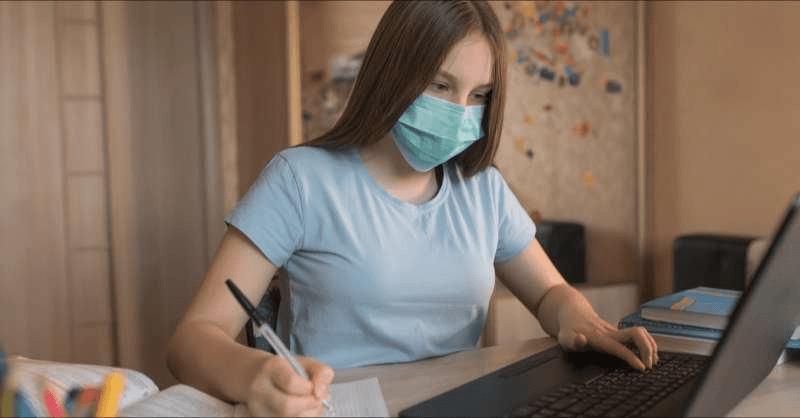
top-left (504, 351), bottom-right (709, 417)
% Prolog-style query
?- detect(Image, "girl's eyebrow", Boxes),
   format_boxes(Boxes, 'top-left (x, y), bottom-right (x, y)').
top-left (436, 70), bottom-right (492, 90)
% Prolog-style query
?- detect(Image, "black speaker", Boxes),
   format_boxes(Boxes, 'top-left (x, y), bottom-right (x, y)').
top-left (672, 234), bottom-right (756, 291)
top-left (535, 220), bottom-right (587, 284)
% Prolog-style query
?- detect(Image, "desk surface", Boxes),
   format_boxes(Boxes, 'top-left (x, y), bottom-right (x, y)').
top-left (334, 336), bottom-right (800, 417)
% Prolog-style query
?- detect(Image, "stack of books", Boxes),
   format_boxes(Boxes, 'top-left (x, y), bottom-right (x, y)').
top-left (619, 286), bottom-right (800, 349)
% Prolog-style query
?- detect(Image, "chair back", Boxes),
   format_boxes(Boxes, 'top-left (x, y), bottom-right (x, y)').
top-left (245, 281), bottom-right (281, 354)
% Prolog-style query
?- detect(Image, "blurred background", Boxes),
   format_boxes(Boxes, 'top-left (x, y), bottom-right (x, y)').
top-left (1, 1), bottom-right (798, 388)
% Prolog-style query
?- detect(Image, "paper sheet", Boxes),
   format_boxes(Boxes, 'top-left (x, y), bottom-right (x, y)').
top-left (119, 384), bottom-right (234, 417)
top-left (323, 377), bottom-right (390, 418)
top-left (232, 377), bottom-right (390, 418)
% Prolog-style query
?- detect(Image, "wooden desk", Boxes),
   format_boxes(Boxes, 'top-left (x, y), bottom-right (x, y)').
top-left (334, 336), bottom-right (800, 417)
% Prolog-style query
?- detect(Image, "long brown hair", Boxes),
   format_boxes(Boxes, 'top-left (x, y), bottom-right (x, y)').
top-left (305, 1), bottom-right (507, 177)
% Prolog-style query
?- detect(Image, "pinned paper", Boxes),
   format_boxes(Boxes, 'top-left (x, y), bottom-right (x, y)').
top-left (521, 1), bottom-right (536, 17)
top-left (582, 171), bottom-right (596, 187)
top-left (588, 34), bottom-right (599, 51)
top-left (606, 80), bottom-right (622, 93)
top-left (533, 48), bottom-right (553, 64)
top-left (514, 136), bottom-right (526, 153)
top-left (574, 122), bottom-right (591, 137)
top-left (598, 73), bottom-right (609, 87)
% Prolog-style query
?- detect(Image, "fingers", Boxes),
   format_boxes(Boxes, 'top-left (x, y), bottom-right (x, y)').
top-left (246, 356), bottom-right (328, 417)
top-left (565, 326), bottom-right (658, 371)
top-left (621, 326), bottom-right (658, 368)
top-left (644, 329), bottom-right (659, 365)
top-left (251, 389), bottom-right (324, 417)
top-left (298, 356), bottom-right (335, 401)
top-left (269, 357), bottom-right (315, 396)
top-left (610, 326), bottom-right (658, 370)
top-left (590, 334), bottom-right (647, 371)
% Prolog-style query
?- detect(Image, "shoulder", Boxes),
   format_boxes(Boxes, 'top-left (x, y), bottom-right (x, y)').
top-left (270, 146), bottom-right (356, 181)
top-left (275, 145), bottom-right (354, 171)
top-left (447, 163), bottom-right (506, 192)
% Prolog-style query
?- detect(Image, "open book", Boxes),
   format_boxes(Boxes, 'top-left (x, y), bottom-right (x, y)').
top-left (7, 356), bottom-right (389, 417)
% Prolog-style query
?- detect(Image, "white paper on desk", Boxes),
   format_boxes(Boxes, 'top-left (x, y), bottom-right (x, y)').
top-left (119, 384), bottom-right (234, 417)
top-left (233, 377), bottom-right (389, 418)
top-left (323, 377), bottom-right (389, 417)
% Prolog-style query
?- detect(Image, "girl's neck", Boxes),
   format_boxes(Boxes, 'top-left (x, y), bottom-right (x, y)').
top-left (360, 134), bottom-right (441, 204)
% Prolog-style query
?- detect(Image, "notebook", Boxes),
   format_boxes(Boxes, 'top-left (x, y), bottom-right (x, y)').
top-left (400, 193), bottom-right (800, 417)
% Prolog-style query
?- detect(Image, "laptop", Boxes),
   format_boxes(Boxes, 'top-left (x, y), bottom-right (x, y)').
top-left (400, 193), bottom-right (800, 417)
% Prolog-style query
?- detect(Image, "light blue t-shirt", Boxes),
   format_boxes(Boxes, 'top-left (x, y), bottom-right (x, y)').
top-left (225, 145), bottom-right (535, 368)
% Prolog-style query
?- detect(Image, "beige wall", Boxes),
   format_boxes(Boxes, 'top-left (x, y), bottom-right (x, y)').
top-left (298, 1), bottom-right (390, 77)
top-left (647, 1), bottom-right (800, 297)
top-left (0, 0), bottom-right (112, 365)
top-left (0, 1), bottom-right (224, 389)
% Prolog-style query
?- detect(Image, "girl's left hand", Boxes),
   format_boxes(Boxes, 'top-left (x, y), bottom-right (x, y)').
top-left (556, 303), bottom-right (658, 371)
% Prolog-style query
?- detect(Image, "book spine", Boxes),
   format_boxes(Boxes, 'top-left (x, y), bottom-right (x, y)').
top-left (620, 313), bottom-right (800, 348)
top-left (619, 319), bottom-right (722, 341)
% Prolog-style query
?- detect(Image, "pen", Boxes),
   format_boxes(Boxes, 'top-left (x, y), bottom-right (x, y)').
top-left (225, 279), bottom-right (333, 412)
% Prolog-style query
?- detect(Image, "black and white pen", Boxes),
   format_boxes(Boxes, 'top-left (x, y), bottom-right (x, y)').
top-left (225, 278), bottom-right (333, 412)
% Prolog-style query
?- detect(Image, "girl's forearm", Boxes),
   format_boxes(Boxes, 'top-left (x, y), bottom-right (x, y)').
top-left (166, 320), bottom-right (273, 403)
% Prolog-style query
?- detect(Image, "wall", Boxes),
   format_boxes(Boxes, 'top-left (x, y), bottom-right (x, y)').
top-left (0, 0), bottom-right (112, 365)
top-left (298, 1), bottom-right (390, 78)
top-left (102, 1), bottom-right (223, 387)
top-left (0, 1), bottom-right (224, 390)
top-left (299, 1), bottom-right (390, 142)
top-left (232, 1), bottom-right (300, 195)
top-left (647, 1), bottom-right (800, 296)
top-left (493, 2), bottom-right (643, 286)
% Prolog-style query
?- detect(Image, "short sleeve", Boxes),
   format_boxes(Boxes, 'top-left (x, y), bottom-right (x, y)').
top-left (224, 154), bottom-right (304, 268)
top-left (491, 168), bottom-right (536, 263)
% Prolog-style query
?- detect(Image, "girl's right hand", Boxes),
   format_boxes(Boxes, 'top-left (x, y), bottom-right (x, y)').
top-left (244, 354), bottom-right (335, 417)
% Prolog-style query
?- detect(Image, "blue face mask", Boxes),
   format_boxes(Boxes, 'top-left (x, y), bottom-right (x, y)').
top-left (390, 94), bottom-right (486, 172)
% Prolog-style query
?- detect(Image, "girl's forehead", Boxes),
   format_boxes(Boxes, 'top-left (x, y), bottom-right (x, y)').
top-left (438, 33), bottom-right (493, 85)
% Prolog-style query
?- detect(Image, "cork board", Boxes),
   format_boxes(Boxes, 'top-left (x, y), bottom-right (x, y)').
top-left (299, 1), bottom-right (641, 285)
top-left (493, 1), bottom-right (639, 285)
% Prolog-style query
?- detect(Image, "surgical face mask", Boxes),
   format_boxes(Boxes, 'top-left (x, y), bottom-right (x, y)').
top-left (390, 94), bottom-right (485, 172)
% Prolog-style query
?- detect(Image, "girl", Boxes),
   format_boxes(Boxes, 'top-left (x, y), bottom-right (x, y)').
top-left (167, 2), bottom-right (657, 416)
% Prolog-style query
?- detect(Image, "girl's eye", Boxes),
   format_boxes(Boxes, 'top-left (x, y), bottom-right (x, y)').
top-left (430, 82), bottom-right (449, 91)
top-left (472, 91), bottom-right (490, 102)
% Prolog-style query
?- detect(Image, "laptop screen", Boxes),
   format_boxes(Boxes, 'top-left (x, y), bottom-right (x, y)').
top-left (685, 194), bottom-right (800, 416)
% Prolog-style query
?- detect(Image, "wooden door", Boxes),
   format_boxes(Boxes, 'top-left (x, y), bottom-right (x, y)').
top-left (102, 1), bottom-right (223, 387)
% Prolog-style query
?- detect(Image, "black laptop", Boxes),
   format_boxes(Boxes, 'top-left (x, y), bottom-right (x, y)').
top-left (400, 193), bottom-right (800, 417)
